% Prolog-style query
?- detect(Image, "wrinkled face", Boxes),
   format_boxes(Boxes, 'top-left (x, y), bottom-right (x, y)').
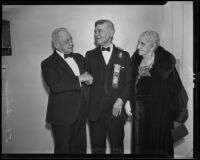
top-left (56, 31), bottom-right (73, 54)
top-left (94, 23), bottom-right (113, 47)
top-left (137, 36), bottom-right (154, 56)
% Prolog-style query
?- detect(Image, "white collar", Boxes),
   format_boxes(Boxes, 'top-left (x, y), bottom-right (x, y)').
top-left (56, 50), bottom-right (65, 59)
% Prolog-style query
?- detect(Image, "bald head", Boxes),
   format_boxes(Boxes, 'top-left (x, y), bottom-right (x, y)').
top-left (51, 27), bottom-right (73, 54)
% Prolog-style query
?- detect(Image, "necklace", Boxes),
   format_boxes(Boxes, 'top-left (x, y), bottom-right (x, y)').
top-left (135, 52), bottom-right (155, 85)
top-left (140, 54), bottom-right (155, 67)
top-left (137, 54), bottom-right (154, 78)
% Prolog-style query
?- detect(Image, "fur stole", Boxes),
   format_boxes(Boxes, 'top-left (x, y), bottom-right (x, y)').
top-left (131, 46), bottom-right (176, 79)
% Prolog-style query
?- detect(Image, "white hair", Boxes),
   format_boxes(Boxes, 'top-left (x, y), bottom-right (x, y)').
top-left (140, 30), bottom-right (160, 49)
top-left (51, 27), bottom-right (69, 49)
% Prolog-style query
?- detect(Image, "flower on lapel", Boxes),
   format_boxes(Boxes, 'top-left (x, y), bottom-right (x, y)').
top-left (114, 64), bottom-right (125, 71)
top-left (118, 52), bottom-right (123, 59)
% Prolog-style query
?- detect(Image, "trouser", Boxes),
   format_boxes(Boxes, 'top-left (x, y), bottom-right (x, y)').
top-left (89, 113), bottom-right (125, 154)
top-left (51, 99), bottom-right (87, 154)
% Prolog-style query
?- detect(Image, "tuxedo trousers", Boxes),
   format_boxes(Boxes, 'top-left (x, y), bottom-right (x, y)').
top-left (89, 97), bottom-right (126, 154)
top-left (51, 98), bottom-right (87, 154)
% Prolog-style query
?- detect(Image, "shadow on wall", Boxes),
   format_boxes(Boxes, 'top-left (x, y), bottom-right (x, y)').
top-left (40, 71), bottom-right (55, 150)
top-left (40, 70), bottom-right (49, 96)
top-left (45, 123), bottom-right (55, 151)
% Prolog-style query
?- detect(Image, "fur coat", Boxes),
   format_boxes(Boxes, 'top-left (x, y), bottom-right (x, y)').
top-left (130, 46), bottom-right (188, 157)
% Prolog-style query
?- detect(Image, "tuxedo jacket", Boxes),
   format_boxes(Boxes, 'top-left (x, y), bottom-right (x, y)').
top-left (85, 45), bottom-right (132, 121)
top-left (41, 51), bottom-right (88, 125)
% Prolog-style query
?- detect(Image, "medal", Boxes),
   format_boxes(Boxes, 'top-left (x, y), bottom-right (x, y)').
top-left (112, 64), bottom-right (121, 88)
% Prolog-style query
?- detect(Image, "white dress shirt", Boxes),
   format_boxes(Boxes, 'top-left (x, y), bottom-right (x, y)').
top-left (101, 44), bottom-right (113, 65)
top-left (56, 50), bottom-right (82, 86)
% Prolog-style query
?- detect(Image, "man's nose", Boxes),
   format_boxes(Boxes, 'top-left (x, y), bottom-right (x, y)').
top-left (137, 44), bottom-right (141, 49)
top-left (95, 31), bottom-right (99, 37)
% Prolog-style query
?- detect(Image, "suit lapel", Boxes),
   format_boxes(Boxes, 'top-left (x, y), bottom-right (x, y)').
top-left (73, 55), bottom-right (85, 74)
top-left (95, 47), bottom-right (106, 81)
top-left (108, 45), bottom-right (119, 67)
top-left (53, 52), bottom-right (76, 76)
top-left (97, 47), bottom-right (107, 67)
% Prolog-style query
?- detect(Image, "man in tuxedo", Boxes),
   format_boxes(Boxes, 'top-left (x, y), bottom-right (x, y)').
top-left (85, 19), bottom-right (132, 154)
top-left (41, 27), bottom-right (93, 154)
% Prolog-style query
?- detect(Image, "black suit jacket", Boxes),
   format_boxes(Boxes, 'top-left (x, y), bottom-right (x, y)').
top-left (41, 51), bottom-right (88, 125)
top-left (85, 45), bottom-right (132, 121)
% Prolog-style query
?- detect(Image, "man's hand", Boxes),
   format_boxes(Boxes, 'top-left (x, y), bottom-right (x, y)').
top-left (84, 72), bottom-right (93, 85)
top-left (112, 98), bottom-right (123, 117)
top-left (79, 72), bottom-right (93, 85)
top-left (125, 101), bottom-right (132, 117)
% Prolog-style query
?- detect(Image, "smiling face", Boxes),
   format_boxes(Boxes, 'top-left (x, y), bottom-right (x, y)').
top-left (136, 35), bottom-right (155, 57)
top-left (94, 22), bottom-right (114, 47)
top-left (55, 30), bottom-right (73, 54)
top-left (136, 30), bottom-right (160, 57)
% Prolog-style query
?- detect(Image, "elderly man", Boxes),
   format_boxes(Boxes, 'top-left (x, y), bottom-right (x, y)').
top-left (85, 19), bottom-right (132, 154)
top-left (41, 27), bottom-right (93, 154)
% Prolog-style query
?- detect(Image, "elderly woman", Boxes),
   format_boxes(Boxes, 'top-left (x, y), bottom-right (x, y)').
top-left (130, 30), bottom-right (188, 158)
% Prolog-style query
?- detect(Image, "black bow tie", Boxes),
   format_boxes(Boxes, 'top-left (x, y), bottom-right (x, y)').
top-left (101, 47), bottom-right (110, 52)
top-left (64, 53), bottom-right (74, 59)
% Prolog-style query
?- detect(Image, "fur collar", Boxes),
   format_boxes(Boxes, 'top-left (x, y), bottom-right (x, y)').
top-left (132, 46), bottom-right (176, 78)
top-left (154, 46), bottom-right (176, 78)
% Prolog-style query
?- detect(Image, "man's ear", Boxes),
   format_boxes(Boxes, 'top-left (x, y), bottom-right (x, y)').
top-left (109, 29), bottom-right (115, 37)
top-left (54, 41), bottom-right (60, 49)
